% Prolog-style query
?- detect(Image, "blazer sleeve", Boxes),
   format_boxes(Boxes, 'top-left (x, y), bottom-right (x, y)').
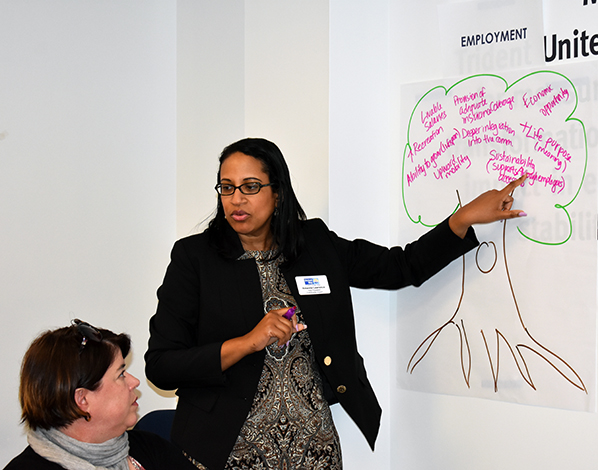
top-left (320, 217), bottom-right (478, 290)
top-left (145, 238), bottom-right (225, 391)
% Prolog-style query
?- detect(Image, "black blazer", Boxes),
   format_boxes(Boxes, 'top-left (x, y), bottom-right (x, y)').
top-left (145, 218), bottom-right (478, 470)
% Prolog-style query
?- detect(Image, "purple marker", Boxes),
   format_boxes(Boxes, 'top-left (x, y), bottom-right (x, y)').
top-left (283, 306), bottom-right (296, 320)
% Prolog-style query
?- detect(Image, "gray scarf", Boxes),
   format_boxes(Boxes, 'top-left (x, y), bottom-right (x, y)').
top-left (28, 427), bottom-right (130, 470)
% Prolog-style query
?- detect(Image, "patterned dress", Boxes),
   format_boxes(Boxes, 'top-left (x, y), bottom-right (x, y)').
top-left (222, 250), bottom-right (342, 470)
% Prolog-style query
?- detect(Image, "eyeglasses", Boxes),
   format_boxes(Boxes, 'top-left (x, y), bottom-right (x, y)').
top-left (71, 319), bottom-right (103, 353)
top-left (215, 182), bottom-right (274, 196)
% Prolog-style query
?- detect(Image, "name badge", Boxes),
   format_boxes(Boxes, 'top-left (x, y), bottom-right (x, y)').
top-left (295, 275), bottom-right (331, 295)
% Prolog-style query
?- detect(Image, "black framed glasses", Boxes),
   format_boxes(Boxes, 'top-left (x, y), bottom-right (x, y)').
top-left (215, 182), bottom-right (274, 196)
top-left (71, 319), bottom-right (103, 353)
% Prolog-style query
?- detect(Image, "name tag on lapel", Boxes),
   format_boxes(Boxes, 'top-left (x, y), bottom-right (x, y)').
top-left (295, 275), bottom-right (331, 295)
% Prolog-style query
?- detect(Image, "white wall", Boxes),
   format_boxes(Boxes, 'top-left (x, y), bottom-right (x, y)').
top-left (0, 0), bottom-right (177, 464)
top-left (329, 1), bottom-right (393, 468)
top-left (176, 0), bottom-right (245, 237)
top-left (176, 0), bottom-right (329, 236)
top-left (244, 1), bottom-right (329, 223)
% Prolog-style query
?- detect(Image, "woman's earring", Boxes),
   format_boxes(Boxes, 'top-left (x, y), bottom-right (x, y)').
top-left (274, 207), bottom-right (279, 217)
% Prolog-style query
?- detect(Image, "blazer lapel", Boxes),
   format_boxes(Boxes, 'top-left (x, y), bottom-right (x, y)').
top-left (282, 247), bottom-right (333, 347)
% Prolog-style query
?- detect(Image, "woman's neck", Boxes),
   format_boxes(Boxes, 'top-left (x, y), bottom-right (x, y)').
top-left (60, 419), bottom-right (116, 444)
top-left (239, 233), bottom-right (273, 252)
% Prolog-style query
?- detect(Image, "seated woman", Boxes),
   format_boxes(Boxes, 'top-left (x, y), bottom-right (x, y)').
top-left (4, 319), bottom-right (193, 470)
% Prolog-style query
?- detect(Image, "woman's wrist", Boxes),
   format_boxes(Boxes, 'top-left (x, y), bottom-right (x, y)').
top-left (448, 209), bottom-right (470, 239)
top-left (221, 335), bottom-right (254, 371)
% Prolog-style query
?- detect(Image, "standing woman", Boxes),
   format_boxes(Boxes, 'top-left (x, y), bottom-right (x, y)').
top-left (145, 138), bottom-right (526, 470)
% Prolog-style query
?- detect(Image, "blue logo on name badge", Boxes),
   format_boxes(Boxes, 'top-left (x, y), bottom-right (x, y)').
top-left (304, 277), bottom-right (320, 286)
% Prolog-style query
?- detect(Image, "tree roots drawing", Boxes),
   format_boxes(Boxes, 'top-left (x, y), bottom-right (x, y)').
top-left (406, 217), bottom-right (587, 394)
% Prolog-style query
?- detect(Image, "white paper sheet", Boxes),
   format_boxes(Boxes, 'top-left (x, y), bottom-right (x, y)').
top-left (397, 63), bottom-right (597, 411)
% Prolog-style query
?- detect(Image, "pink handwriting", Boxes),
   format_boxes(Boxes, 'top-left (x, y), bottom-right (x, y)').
top-left (421, 102), bottom-right (447, 131)
top-left (460, 96), bottom-right (515, 124)
top-left (534, 137), bottom-right (571, 172)
top-left (520, 121), bottom-right (544, 141)
top-left (487, 149), bottom-right (536, 177)
top-left (540, 87), bottom-right (570, 117)
top-left (428, 128), bottom-right (460, 163)
top-left (526, 171), bottom-right (565, 194)
top-left (461, 120), bottom-right (515, 147)
top-left (522, 85), bottom-right (553, 108)
top-left (434, 154), bottom-right (471, 180)
top-left (453, 87), bottom-right (487, 107)
top-left (408, 126), bottom-right (444, 161)
top-left (406, 163), bottom-right (427, 186)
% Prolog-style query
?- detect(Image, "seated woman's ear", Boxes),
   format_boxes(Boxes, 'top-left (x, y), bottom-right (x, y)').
top-left (74, 388), bottom-right (91, 420)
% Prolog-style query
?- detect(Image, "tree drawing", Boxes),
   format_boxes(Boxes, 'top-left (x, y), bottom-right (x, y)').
top-left (402, 72), bottom-right (588, 394)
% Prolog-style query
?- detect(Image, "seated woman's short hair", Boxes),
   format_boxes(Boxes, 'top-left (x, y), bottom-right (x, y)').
top-left (19, 320), bottom-right (131, 430)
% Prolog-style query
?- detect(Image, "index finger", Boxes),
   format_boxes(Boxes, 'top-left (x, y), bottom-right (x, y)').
top-left (502, 174), bottom-right (527, 194)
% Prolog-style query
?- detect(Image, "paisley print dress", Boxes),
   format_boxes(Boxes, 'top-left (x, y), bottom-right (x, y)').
top-left (222, 250), bottom-right (342, 470)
